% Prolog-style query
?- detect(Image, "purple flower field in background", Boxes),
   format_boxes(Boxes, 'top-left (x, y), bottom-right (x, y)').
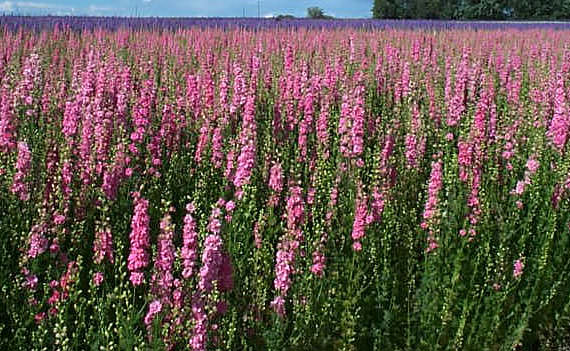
top-left (1, 15), bottom-right (570, 31)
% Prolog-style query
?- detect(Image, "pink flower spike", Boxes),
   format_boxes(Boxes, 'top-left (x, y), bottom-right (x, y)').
top-left (513, 258), bottom-right (524, 279)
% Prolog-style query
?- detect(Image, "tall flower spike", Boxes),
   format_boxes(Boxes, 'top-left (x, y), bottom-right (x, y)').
top-left (11, 141), bottom-right (32, 201)
top-left (181, 203), bottom-right (198, 279)
top-left (422, 159), bottom-right (443, 252)
top-left (547, 72), bottom-right (569, 151)
top-left (152, 209), bottom-right (176, 300)
top-left (128, 193), bottom-right (150, 286)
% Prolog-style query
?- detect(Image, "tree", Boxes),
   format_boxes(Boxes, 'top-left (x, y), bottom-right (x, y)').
top-left (372, 0), bottom-right (384, 18)
top-left (463, 0), bottom-right (508, 20)
top-left (307, 7), bottom-right (327, 19)
top-left (372, 0), bottom-right (399, 19)
top-left (274, 14), bottom-right (295, 21)
top-left (372, 0), bottom-right (567, 20)
top-left (410, 0), bottom-right (429, 19)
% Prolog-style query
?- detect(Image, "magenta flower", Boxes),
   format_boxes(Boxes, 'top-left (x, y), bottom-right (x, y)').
top-left (92, 272), bottom-right (104, 286)
top-left (351, 193), bottom-right (369, 249)
top-left (27, 224), bottom-right (48, 259)
top-left (513, 258), bottom-right (524, 279)
top-left (151, 210), bottom-right (175, 299)
top-left (181, 203), bottom-right (199, 279)
top-left (144, 300), bottom-right (163, 327)
top-left (298, 90), bottom-right (314, 159)
top-left (371, 187), bottom-right (386, 223)
top-left (272, 186), bottom-right (305, 316)
top-left (422, 159), bottom-right (444, 251)
top-left (234, 95), bottom-right (257, 189)
top-left (310, 250), bottom-right (326, 277)
top-left (317, 98), bottom-right (330, 152)
top-left (446, 48), bottom-right (469, 127)
top-left (273, 247), bottom-right (295, 297)
top-left (195, 121), bottom-right (210, 165)
top-left (11, 141), bottom-right (32, 201)
top-left (286, 186), bottom-right (305, 229)
top-left (198, 234), bottom-right (223, 293)
top-left (269, 162), bottom-right (283, 193)
top-left (526, 158), bottom-right (540, 174)
top-left (61, 160), bottom-right (73, 199)
top-left (131, 77), bottom-right (155, 146)
top-left (547, 73), bottom-right (569, 151)
top-left (339, 94), bottom-right (352, 158)
top-left (34, 312), bottom-right (46, 324)
top-left (211, 126), bottom-right (224, 169)
top-left (457, 141), bottom-right (473, 182)
top-left (219, 253), bottom-right (234, 292)
top-left (0, 85), bottom-right (15, 153)
top-left (352, 241), bottom-right (363, 252)
top-left (127, 193), bottom-right (150, 286)
top-left (93, 227), bottom-right (114, 265)
top-left (270, 295), bottom-right (286, 317)
top-left (405, 134), bottom-right (419, 168)
top-left (253, 220), bottom-right (263, 249)
top-left (511, 156), bottom-right (540, 197)
top-left (190, 296), bottom-right (208, 351)
top-left (102, 146), bottom-right (128, 200)
top-left (351, 86), bottom-right (365, 157)
top-left (23, 272), bottom-right (38, 290)
top-left (423, 159), bottom-right (443, 224)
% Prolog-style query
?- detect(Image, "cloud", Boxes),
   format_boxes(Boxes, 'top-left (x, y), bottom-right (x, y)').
top-left (0, 2), bottom-right (12, 11)
top-left (88, 4), bottom-right (114, 13)
top-left (16, 1), bottom-right (57, 8)
top-left (0, 1), bottom-right (74, 13)
top-left (0, 1), bottom-right (122, 16)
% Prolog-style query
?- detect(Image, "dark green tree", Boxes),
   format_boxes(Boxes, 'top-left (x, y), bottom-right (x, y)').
top-left (307, 7), bottom-right (327, 19)
top-left (471, 0), bottom-right (508, 20)
top-left (511, 0), bottom-right (534, 18)
top-left (372, 0), bottom-right (569, 20)
top-left (372, 0), bottom-right (399, 19)
top-left (409, 0), bottom-right (445, 19)
top-left (410, 0), bottom-right (427, 19)
top-left (563, 0), bottom-right (570, 19)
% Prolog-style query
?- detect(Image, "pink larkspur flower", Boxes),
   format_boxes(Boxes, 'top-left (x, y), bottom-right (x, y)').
top-left (513, 258), bottom-right (524, 279)
top-left (93, 272), bottom-right (104, 286)
top-left (269, 162), bottom-right (283, 193)
top-left (11, 142), bottom-right (32, 201)
top-left (181, 204), bottom-right (198, 279)
top-left (128, 193), bottom-right (150, 286)
top-left (144, 300), bottom-right (163, 326)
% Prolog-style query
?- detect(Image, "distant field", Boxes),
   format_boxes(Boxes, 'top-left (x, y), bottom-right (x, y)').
top-left (0, 15), bottom-right (569, 30)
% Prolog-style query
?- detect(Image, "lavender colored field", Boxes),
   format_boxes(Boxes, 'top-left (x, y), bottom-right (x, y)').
top-left (1, 15), bottom-right (570, 31)
top-left (1, 21), bottom-right (570, 351)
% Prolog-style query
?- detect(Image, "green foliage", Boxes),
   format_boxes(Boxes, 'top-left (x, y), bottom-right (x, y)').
top-left (307, 7), bottom-right (333, 19)
top-left (274, 14), bottom-right (295, 20)
top-left (371, 0), bottom-right (570, 19)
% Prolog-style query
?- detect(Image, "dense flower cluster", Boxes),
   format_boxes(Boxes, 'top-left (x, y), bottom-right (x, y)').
top-left (3, 22), bottom-right (570, 351)
top-left (128, 192), bottom-right (151, 286)
top-left (181, 203), bottom-right (199, 279)
top-left (272, 185), bottom-right (305, 316)
top-left (422, 159), bottom-right (443, 252)
top-left (11, 142), bottom-right (32, 201)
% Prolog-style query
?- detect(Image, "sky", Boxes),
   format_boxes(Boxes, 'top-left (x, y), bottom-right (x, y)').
top-left (0, 0), bottom-right (374, 18)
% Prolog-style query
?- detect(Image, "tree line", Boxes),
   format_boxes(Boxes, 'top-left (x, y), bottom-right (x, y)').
top-left (372, 0), bottom-right (570, 20)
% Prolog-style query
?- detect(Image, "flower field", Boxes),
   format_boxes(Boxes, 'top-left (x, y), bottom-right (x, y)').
top-left (1, 19), bottom-right (570, 350)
